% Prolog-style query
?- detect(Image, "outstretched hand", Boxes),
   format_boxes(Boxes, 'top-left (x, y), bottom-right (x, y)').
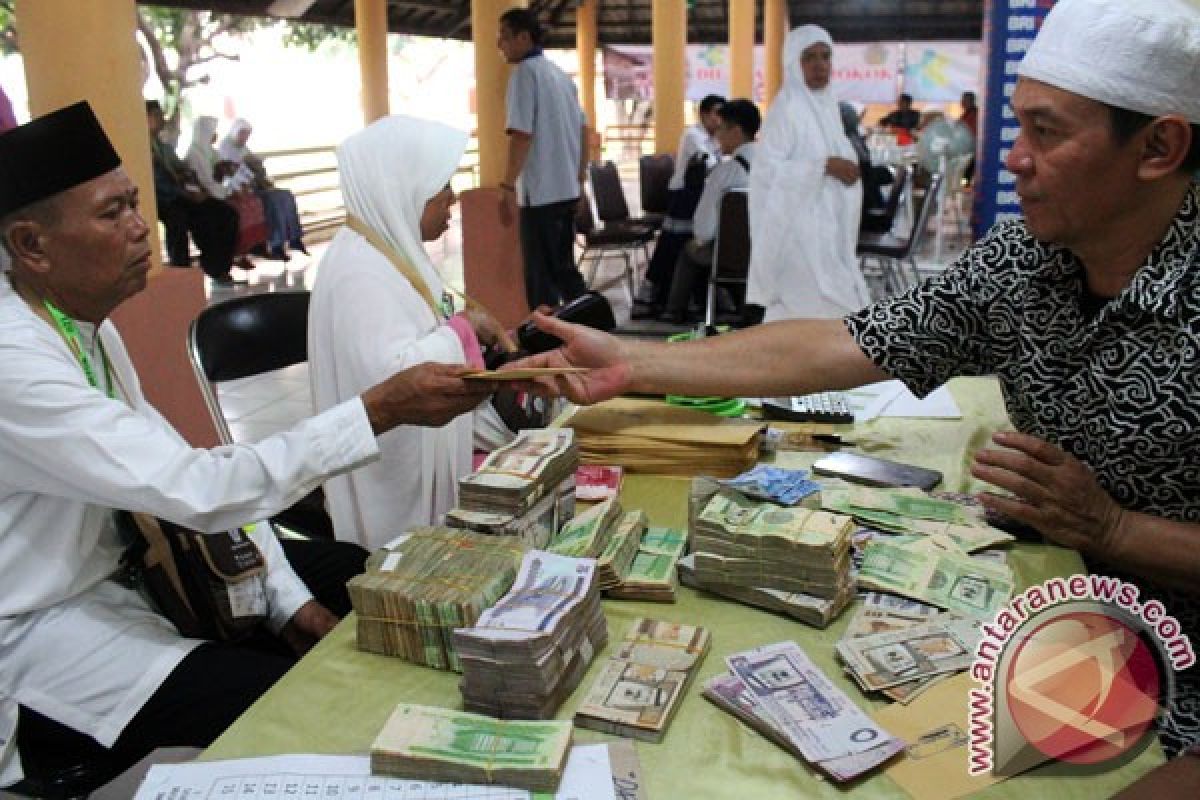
top-left (971, 431), bottom-right (1124, 557)
top-left (363, 362), bottom-right (495, 433)
top-left (502, 312), bottom-right (631, 405)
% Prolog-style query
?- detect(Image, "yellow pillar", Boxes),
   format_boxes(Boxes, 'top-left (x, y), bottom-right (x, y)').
top-left (473, 0), bottom-right (526, 187)
top-left (354, 0), bottom-right (389, 124)
top-left (729, 0), bottom-right (755, 100)
top-left (764, 0), bottom-right (788, 107)
top-left (653, 0), bottom-right (687, 155)
top-left (576, 0), bottom-right (598, 131)
top-left (16, 0), bottom-right (161, 268)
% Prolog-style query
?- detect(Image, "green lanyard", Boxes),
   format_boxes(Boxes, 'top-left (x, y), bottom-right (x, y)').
top-left (43, 299), bottom-right (115, 399)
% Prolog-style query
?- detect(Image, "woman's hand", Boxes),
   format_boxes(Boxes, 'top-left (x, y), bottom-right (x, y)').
top-left (826, 157), bottom-right (861, 186)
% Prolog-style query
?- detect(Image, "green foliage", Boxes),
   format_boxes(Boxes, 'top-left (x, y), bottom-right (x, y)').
top-left (283, 21), bottom-right (356, 51)
top-left (0, 1), bottom-right (17, 56)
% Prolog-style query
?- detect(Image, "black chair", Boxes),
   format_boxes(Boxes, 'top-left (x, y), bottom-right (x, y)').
top-left (575, 191), bottom-right (654, 298)
top-left (589, 160), bottom-right (663, 231)
top-left (858, 172), bottom-right (943, 295)
top-left (638, 153), bottom-right (674, 223)
top-left (704, 188), bottom-right (751, 328)
top-left (188, 291), bottom-right (334, 539)
top-left (863, 164), bottom-right (908, 235)
top-left (5, 758), bottom-right (121, 799)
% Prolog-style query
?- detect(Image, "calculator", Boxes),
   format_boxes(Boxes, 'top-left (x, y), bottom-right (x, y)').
top-left (761, 392), bottom-right (855, 424)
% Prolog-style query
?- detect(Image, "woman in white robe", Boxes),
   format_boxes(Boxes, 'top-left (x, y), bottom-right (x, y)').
top-left (308, 115), bottom-right (512, 550)
top-left (747, 25), bottom-right (871, 322)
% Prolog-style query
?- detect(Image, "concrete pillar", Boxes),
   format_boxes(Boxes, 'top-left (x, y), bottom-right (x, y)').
top-left (473, 0), bottom-right (526, 187)
top-left (354, 0), bottom-right (390, 124)
top-left (764, 0), bottom-right (788, 107)
top-left (729, 0), bottom-right (755, 100)
top-left (652, 0), bottom-right (687, 155)
top-left (16, 0), bottom-right (161, 268)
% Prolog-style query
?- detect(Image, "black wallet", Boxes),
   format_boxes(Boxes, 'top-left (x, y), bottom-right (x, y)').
top-left (485, 292), bottom-right (616, 369)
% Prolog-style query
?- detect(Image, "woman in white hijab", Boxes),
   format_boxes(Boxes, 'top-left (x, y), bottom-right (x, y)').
top-left (747, 25), bottom-right (871, 322)
top-left (219, 118), bottom-right (309, 260)
top-left (184, 116), bottom-right (231, 199)
top-left (309, 115), bottom-right (513, 550)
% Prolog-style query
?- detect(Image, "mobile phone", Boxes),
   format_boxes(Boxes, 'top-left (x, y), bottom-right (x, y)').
top-left (517, 292), bottom-right (616, 355)
top-left (811, 452), bottom-right (942, 490)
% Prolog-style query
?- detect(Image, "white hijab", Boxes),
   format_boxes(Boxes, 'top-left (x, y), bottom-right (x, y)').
top-left (778, 25), bottom-right (856, 164)
top-left (336, 115), bottom-right (468, 304)
top-left (186, 116), bottom-right (220, 169)
top-left (218, 118), bottom-right (252, 164)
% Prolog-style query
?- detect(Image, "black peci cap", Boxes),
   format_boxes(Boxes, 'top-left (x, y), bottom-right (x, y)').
top-left (0, 101), bottom-right (121, 217)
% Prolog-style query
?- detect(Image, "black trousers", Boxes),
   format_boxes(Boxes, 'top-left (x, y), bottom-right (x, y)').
top-left (157, 196), bottom-right (238, 279)
top-left (519, 198), bottom-right (586, 310)
top-left (13, 538), bottom-right (367, 788)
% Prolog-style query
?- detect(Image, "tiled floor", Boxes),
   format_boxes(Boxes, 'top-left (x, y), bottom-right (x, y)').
top-left (209, 188), bottom-right (972, 444)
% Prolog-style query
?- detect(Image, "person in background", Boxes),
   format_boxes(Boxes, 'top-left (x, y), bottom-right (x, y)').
top-left (185, 116), bottom-right (261, 270)
top-left (959, 90), bottom-right (979, 138)
top-left (660, 99), bottom-right (760, 324)
top-left (309, 115), bottom-right (515, 550)
top-left (0, 101), bottom-right (495, 789)
top-left (497, 8), bottom-right (589, 311)
top-left (747, 25), bottom-right (870, 322)
top-left (880, 92), bottom-right (920, 135)
top-left (637, 94), bottom-right (725, 317)
top-left (219, 118), bottom-right (308, 261)
top-left (145, 101), bottom-right (240, 285)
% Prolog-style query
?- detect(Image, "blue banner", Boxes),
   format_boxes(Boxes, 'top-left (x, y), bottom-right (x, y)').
top-left (973, 0), bottom-right (1055, 239)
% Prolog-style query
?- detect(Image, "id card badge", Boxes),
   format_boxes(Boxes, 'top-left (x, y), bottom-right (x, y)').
top-left (227, 573), bottom-right (268, 618)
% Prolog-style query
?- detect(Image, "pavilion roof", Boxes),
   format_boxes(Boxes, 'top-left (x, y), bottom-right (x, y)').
top-left (141, 0), bottom-right (984, 46)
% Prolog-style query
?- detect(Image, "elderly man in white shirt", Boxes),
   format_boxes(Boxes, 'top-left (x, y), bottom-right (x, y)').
top-left (0, 102), bottom-right (495, 790)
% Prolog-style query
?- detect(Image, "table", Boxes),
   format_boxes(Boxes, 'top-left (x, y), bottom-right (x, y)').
top-left (205, 377), bottom-right (1164, 798)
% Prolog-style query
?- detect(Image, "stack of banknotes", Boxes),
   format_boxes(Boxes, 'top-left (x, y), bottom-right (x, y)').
top-left (605, 525), bottom-right (689, 602)
top-left (458, 429), bottom-right (579, 517)
top-left (370, 703), bottom-right (572, 791)
top-left (547, 497), bottom-right (622, 559)
top-left (821, 485), bottom-right (1014, 553)
top-left (678, 552), bottom-right (854, 628)
top-left (575, 618), bottom-right (710, 742)
top-left (703, 641), bottom-right (904, 781)
top-left (347, 528), bottom-right (526, 669)
top-left (692, 490), bottom-right (855, 600)
top-left (837, 610), bottom-right (982, 701)
top-left (455, 550), bottom-right (607, 719)
top-left (594, 510), bottom-right (647, 589)
top-left (445, 478), bottom-right (575, 550)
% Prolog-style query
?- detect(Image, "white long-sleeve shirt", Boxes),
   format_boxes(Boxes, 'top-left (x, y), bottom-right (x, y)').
top-left (692, 142), bottom-right (756, 245)
top-left (668, 124), bottom-right (721, 191)
top-left (0, 278), bottom-right (379, 784)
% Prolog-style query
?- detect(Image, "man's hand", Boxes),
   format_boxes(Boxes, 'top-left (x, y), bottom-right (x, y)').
top-left (825, 157), bottom-right (861, 186)
top-left (279, 599), bottom-right (338, 656)
top-left (971, 431), bottom-right (1124, 556)
top-left (362, 362), bottom-right (495, 434)
top-left (464, 307), bottom-right (517, 353)
top-left (502, 312), bottom-right (631, 405)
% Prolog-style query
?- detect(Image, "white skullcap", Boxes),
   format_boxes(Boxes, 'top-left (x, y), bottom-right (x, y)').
top-left (1018, 0), bottom-right (1200, 124)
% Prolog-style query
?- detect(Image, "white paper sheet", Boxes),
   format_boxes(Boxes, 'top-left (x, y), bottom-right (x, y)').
top-left (845, 380), bottom-right (961, 422)
top-left (133, 744), bottom-right (615, 800)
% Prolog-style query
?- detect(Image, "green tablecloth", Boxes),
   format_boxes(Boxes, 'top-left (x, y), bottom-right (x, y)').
top-left (205, 377), bottom-right (1163, 797)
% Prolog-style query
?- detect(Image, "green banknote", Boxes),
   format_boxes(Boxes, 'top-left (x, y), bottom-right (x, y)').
top-left (857, 539), bottom-right (1013, 619)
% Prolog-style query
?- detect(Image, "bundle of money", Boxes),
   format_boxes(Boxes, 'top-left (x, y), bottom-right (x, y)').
top-left (370, 703), bottom-right (572, 791)
top-left (548, 497), bottom-right (621, 558)
top-left (691, 491), bottom-right (854, 599)
top-left (822, 485), bottom-right (1014, 552)
top-left (678, 553), bottom-right (854, 629)
top-left (606, 526), bottom-right (688, 602)
top-left (455, 550), bottom-right (607, 719)
top-left (710, 641), bottom-right (904, 781)
top-left (347, 528), bottom-right (527, 669)
top-left (595, 510), bottom-right (646, 589)
top-left (575, 618), bottom-right (710, 742)
top-left (857, 538), bottom-right (1014, 619)
top-left (445, 476), bottom-right (575, 550)
top-left (459, 429), bottom-right (579, 515)
top-left (575, 465), bottom-right (623, 501)
top-left (720, 465), bottom-right (821, 506)
top-left (837, 615), bottom-right (982, 693)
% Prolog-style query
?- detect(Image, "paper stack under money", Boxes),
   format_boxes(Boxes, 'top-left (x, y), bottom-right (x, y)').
top-left (691, 491), bottom-right (855, 599)
top-left (459, 429), bottom-right (579, 516)
top-left (568, 397), bottom-right (762, 477)
top-left (575, 618), bottom-right (710, 742)
top-left (705, 641), bottom-right (904, 781)
top-left (678, 553), bottom-right (853, 629)
top-left (347, 528), bottom-right (526, 669)
top-left (606, 526), bottom-right (688, 602)
top-left (455, 550), bottom-right (607, 719)
top-left (371, 703), bottom-right (572, 791)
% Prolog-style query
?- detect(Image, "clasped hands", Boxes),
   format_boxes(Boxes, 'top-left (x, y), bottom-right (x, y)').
top-left (972, 430), bottom-right (1125, 557)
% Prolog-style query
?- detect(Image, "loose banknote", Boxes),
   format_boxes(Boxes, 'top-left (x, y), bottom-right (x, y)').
top-left (724, 641), bottom-right (903, 780)
top-left (370, 703), bottom-right (572, 791)
top-left (719, 465), bottom-right (820, 506)
top-left (837, 616), bottom-right (982, 691)
top-left (857, 539), bottom-right (1014, 618)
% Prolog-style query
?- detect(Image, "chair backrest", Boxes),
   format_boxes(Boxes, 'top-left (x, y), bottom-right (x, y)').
top-left (188, 290), bottom-right (311, 443)
top-left (880, 165), bottom-right (909, 229)
top-left (712, 188), bottom-right (751, 282)
top-left (901, 171), bottom-right (943, 257)
top-left (639, 153), bottom-right (674, 214)
top-left (574, 189), bottom-right (597, 236)
top-left (589, 160), bottom-right (631, 223)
